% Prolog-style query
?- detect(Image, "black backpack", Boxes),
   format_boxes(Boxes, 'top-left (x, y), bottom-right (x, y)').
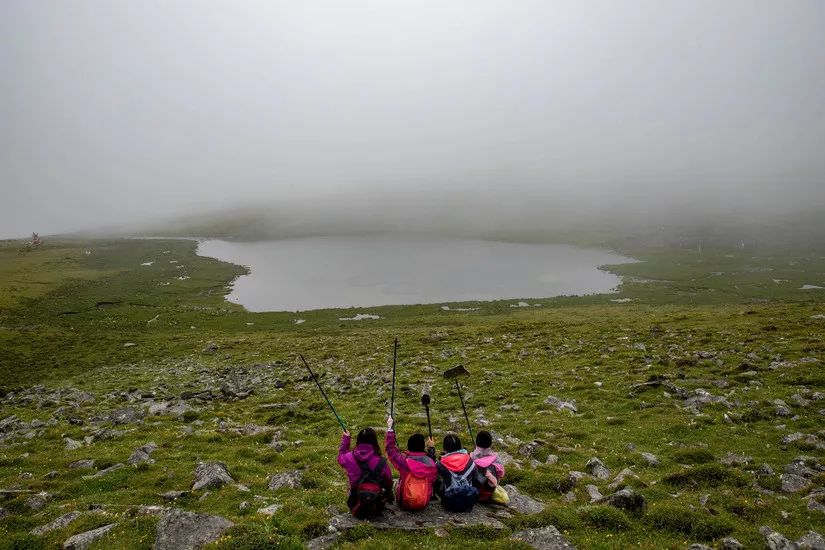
top-left (442, 464), bottom-right (479, 512)
top-left (348, 457), bottom-right (387, 519)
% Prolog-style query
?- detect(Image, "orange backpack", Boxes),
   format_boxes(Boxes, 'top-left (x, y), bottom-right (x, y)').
top-left (399, 455), bottom-right (433, 511)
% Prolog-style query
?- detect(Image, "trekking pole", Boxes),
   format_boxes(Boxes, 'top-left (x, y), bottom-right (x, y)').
top-left (421, 394), bottom-right (433, 439)
top-left (390, 338), bottom-right (398, 421)
top-left (299, 354), bottom-right (347, 431)
top-left (442, 365), bottom-right (473, 441)
top-left (454, 379), bottom-right (474, 441)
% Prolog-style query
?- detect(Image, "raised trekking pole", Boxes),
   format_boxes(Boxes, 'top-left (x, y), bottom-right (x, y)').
top-left (421, 393), bottom-right (433, 439)
top-left (443, 365), bottom-right (473, 441)
top-left (390, 338), bottom-right (398, 421)
top-left (299, 354), bottom-right (346, 431)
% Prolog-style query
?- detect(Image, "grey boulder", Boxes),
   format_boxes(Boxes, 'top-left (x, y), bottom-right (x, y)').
top-left (155, 508), bottom-right (234, 550)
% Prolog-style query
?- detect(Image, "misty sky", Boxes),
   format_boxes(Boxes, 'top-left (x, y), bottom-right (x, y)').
top-left (1, 1), bottom-right (824, 238)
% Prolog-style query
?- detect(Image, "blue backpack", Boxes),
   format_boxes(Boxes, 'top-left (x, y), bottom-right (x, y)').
top-left (443, 465), bottom-right (479, 512)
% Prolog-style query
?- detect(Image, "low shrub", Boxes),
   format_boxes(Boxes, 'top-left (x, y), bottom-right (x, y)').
top-left (673, 448), bottom-right (714, 464)
top-left (647, 504), bottom-right (734, 541)
top-left (664, 464), bottom-right (746, 488)
top-left (579, 505), bottom-right (632, 531)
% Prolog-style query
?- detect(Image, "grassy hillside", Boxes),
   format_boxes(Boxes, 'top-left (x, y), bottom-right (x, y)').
top-left (0, 237), bottom-right (823, 549)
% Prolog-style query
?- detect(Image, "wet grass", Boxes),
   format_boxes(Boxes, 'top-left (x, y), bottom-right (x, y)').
top-left (0, 237), bottom-right (823, 548)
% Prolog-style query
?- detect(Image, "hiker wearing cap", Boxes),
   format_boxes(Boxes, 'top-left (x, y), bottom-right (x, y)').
top-left (434, 433), bottom-right (479, 512)
top-left (338, 428), bottom-right (394, 519)
top-left (470, 430), bottom-right (506, 504)
top-left (385, 416), bottom-right (438, 511)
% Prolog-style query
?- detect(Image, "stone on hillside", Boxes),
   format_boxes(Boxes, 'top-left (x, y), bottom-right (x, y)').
top-left (269, 435), bottom-right (285, 452)
top-left (268, 470), bottom-right (302, 491)
top-left (504, 484), bottom-right (545, 514)
top-left (307, 534), bottom-right (339, 550)
top-left (256, 504), bottom-right (282, 517)
top-left (775, 400), bottom-right (793, 417)
top-left (545, 454), bottom-right (559, 465)
top-left (721, 452), bottom-right (752, 467)
top-left (809, 500), bottom-right (825, 514)
top-left (688, 545), bottom-right (712, 550)
top-left (511, 526), bottom-right (576, 549)
top-left (797, 531), bottom-right (825, 550)
top-left (640, 452), bottom-right (660, 466)
top-left (519, 440), bottom-right (544, 457)
top-left (31, 511), bottom-right (83, 536)
top-left (192, 462), bottom-right (234, 491)
top-left (64, 438), bottom-right (83, 451)
top-left (328, 501), bottom-right (508, 531)
top-left (82, 463), bottom-right (125, 480)
top-left (63, 523), bottom-right (117, 550)
top-left (605, 489), bottom-right (646, 513)
top-left (155, 508), bottom-right (234, 550)
top-left (721, 538), bottom-right (744, 550)
top-left (782, 432), bottom-right (804, 445)
top-left (758, 463), bottom-right (775, 476)
top-left (780, 473), bottom-right (811, 493)
top-left (68, 459), bottom-right (95, 469)
top-left (108, 407), bottom-right (145, 425)
top-left (760, 526), bottom-right (798, 550)
top-left (127, 442), bottom-right (158, 466)
top-left (608, 468), bottom-right (641, 490)
top-left (585, 484), bottom-right (602, 503)
top-left (25, 492), bottom-right (50, 511)
top-left (544, 396), bottom-right (577, 413)
top-left (585, 457), bottom-right (611, 480)
top-left (683, 389), bottom-right (729, 409)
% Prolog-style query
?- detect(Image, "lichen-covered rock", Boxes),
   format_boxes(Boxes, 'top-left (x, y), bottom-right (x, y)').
top-left (503, 484), bottom-right (545, 514)
top-left (31, 511), bottom-right (83, 536)
top-left (127, 442), bottom-right (157, 465)
top-left (511, 526), bottom-right (576, 549)
top-left (268, 469), bottom-right (302, 490)
top-left (63, 523), bottom-right (117, 550)
top-left (192, 461), bottom-right (234, 491)
top-left (154, 508), bottom-right (233, 550)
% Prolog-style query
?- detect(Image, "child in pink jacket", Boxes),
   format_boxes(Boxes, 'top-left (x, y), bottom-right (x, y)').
top-left (470, 430), bottom-right (505, 503)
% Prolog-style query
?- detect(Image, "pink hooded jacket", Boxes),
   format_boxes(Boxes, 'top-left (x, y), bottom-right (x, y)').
top-left (470, 448), bottom-right (505, 480)
top-left (337, 433), bottom-right (393, 490)
top-left (385, 430), bottom-right (437, 483)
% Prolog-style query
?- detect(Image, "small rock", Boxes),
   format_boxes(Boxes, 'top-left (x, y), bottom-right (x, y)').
top-left (688, 545), bottom-right (712, 550)
top-left (192, 462), bottom-right (234, 491)
top-left (640, 452), bottom-right (660, 466)
top-left (154, 508), bottom-right (234, 550)
top-left (511, 526), bottom-right (576, 550)
top-left (31, 511), bottom-right (83, 536)
top-left (108, 407), bottom-right (145, 425)
top-left (268, 470), bottom-right (302, 491)
top-left (797, 531), bottom-right (825, 550)
top-left (585, 484), bottom-right (603, 503)
top-left (760, 526), bottom-right (797, 550)
top-left (721, 452), bottom-right (752, 467)
top-left (82, 463), bottom-right (124, 480)
top-left (127, 442), bottom-right (158, 466)
top-left (503, 484), bottom-right (545, 514)
top-left (64, 438), bottom-right (83, 451)
top-left (721, 537), bottom-right (744, 550)
top-left (605, 488), bottom-right (646, 513)
top-left (545, 454), bottom-right (558, 465)
top-left (25, 492), bottom-right (50, 511)
top-left (780, 473), bottom-right (812, 493)
top-left (608, 467), bottom-right (641, 490)
top-left (239, 501), bottom-right (249, 512)
top-left (585, 457), bottom-right (611, 480)
top-left (63, 523), bottom-right (117, 550)
top-left (257, 504), bottom-right (282, 517)
top-left (306, 534), bottom-right (340, 550)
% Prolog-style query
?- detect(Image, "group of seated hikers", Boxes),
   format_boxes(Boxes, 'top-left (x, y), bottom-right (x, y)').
top-left (337, 416), bottom-right (507, 519)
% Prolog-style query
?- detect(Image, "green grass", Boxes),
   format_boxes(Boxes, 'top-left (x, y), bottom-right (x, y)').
top-left (0, 236), bottom-right (824, 548)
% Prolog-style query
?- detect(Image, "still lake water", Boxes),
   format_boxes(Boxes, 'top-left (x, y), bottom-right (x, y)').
top-left (197, 235), bottom-right (635, 312)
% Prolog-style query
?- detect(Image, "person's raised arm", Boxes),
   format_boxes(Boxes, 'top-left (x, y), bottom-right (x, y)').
top-left (337, 430), bottom-right (351, 465)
